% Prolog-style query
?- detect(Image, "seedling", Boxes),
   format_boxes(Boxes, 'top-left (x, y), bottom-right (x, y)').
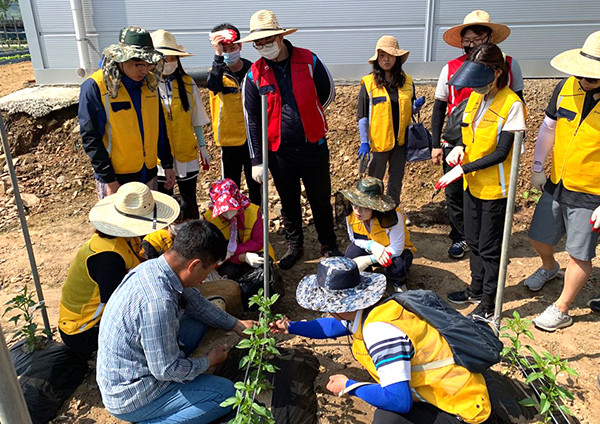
top-left (3, 284), bottom-right (51, 352)
top-left (522, 188), bottom-right (542, 204)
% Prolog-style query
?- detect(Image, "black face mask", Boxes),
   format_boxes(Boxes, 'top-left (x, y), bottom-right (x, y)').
top-left (579, 80), bottom-right (600, 96)
top-left (463, 46), bottom-right (473, 55)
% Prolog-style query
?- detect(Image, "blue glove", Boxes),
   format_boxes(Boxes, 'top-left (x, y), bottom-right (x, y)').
top-left (413, 96), bottom-right (426, 114)
top-left (358, 142), bottom-right (371, 160)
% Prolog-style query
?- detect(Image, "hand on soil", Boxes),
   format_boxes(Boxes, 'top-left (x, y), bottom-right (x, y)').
top-left (269, 317), bottom-right (290, 334)
top-left (207, 344), bottom-right (228, 367)
top-left (327, 374), bottom-right (349, 397)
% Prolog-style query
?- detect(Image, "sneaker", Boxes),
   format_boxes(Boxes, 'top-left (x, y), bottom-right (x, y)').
top-left (448, 289), bottom-right (482, 305)
top-left (524, 262), bottom-right (560, 291)
top-left (469, 303), bottom-right (494, 321)
top-left (533, 304), bottom-right (573, 332)
top-left (279, 247), bottom-right (304, 270)
top-left (321, 246), bottom-right (343, 258)
top-left (587, 295), bottom-right (600, 313)
top-left (447, 241), bottom-right (469, 259)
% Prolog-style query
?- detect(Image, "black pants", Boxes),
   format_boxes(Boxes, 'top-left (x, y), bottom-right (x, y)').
top-left (221, 144), bottom-right (262, 206)
top-left (158, 171), bottom-right (199, 213)
top-left (372, 402), bottom-right (498, 424)
top-left (217, 261), bottom-right (251, 281)
top-left (59, 326), bottom-right (99, 359)
top-left (443, 145), bottom-right (465, 243)
top-left (368, 144), bottom-right (406, 205)
top-left (268, 143), bottom-right (337, 250)
top-left (345, 243), bottom-right (413, 286)
top-left (463, 189), bottom-right (507, 308)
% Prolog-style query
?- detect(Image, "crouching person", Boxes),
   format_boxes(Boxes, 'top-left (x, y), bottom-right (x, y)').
top-left (97, 219), bottom-right (256, 423)
top-left (271, 257), bottom-right (494, 424)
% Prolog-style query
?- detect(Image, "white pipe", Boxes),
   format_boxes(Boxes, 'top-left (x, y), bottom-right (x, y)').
top-left (0, 325), bottom-right (33, 424)
top-left (70, 0), bottom-right (92, 78)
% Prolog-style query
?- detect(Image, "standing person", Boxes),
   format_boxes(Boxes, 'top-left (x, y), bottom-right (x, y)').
top-left (150, 29), bottom-right (212, 211)
top-left (240, 10), bottom-right (341, 270)
top-left (431, 10), bottom-right (524, 259)
top-left (79, 26), bottom-right (176, 199)
top-left (207, 23), bottom-right (261, 206)
top-left (436, 43), bottom-right (526, 320)
top-left (97, 220), bottom-right (257, 423)
top-left (59, 182), bottom-right (180, 358)
top-left (357, 36), bottom-right (425, 205)
top-left (523, 31), bottom-right (600, 331)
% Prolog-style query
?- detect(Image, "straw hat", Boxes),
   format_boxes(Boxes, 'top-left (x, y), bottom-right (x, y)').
top-left (198, 279), bottom-right (243, 315)
top-left (551, 31), bottom-right (600, 79)
top-left (369, 36), bottom-right (410, 64)
top-left (236, 10), bottom-right (297, 44)
top-left (443, 10), bottom-right (510, 49)
top-left (89, 182), bottom-right (180, 238)
top-left (341, 177), bottom-right (397, 212)
top-left (151, 29), bottom-right (192, 56)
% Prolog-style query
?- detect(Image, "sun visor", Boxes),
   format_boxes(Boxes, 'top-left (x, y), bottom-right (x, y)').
top-left (447, 61), bottom-right (495, 90)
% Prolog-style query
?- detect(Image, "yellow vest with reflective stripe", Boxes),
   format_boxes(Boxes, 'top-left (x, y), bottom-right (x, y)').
top-left (59, 234), bottom-right (142, 335)
top-left (202, 204), bottom-right (275, 260)
top-left (551, 76), bottom-right (600, 195)
top-left (209, 73), bottom-right (247, 147)
top-left (360, 73), bottom-right (414, 152)
top-left (89, 69), bottom-right (160, 174)
top-left (352, 299), bottom-right (491, 424)
top-left (347, 209), bottom-right (416, 253)
top-left (162, 75), bottom-right (198, 163)
top-left (462, 87), bottom-right (524, 200)
top-left (143, 228), bottom-right (173, 257)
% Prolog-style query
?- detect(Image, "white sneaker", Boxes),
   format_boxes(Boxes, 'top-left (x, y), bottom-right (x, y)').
top-left (524, 263), bottom-right (560, 291)
top-left (533, 305), bottom-right (573, 332)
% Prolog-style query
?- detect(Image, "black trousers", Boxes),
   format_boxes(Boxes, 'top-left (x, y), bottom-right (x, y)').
top-left (372, 402), bottom-right (498, 424)
top-left (345, 243), bottom-right (413, 286)
top-left (463, 189), bottom-right (507, 308)
top-left (443, 145), bottom-right (465, 243)
top-left (158, 171), bottom-right (199, 213)
top-left (268, 143), bottom-right (337, 250)
top-left (59, 326), bottom-right (99, 359)
top-left (221, 143), bottom-right (262, 206)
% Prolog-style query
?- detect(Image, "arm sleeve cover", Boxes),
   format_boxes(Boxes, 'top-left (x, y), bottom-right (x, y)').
top-left (157, 106), bottom-right (173, 169)
top-left (358, 117), bottom-right (369, 144)
top-left (206, 55), bottom-right (226, 93)
top-left (194, 126), bottom-right (206, 147)
top-left (532, 116), bottom-right (556, 172)
top-left (461, 131), bottom-right (515, 174)
top-left (431, 99), bottom-right (448, 148)
top-left (288, 318), bottom-right (351, 338)
top-left (87, 251), bottom-right (128, 303)
top-left (345, 379), bottom-right (413, 413)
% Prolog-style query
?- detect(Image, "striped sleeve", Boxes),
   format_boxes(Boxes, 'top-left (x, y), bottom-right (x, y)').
top-left (363, 321), bottom-right (414, 387)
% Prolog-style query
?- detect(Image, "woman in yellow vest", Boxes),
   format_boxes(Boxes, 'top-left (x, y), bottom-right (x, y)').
top-left (151, 30), bottom-right (211, 211)
top-left (270, 257), bottom-right (493, 424)
top-left (340, 177), bottom-right (415, 291)
top-left (357, 36), bottom-right (425, 205)
top-left (436, 43), bottom-right (526, 320)
top-left (59, 182), bottom-right (180, 358)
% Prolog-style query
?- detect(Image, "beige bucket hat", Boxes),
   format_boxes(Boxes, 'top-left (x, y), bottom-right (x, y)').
top-left (443, 10), bottom-right (510, 49)
top-left (237, 10), bottom-right (297, 43)
top-left (151, 29), bottom-right (192, 56)
top-left (551, 31), bottom-right (600, 79)
top-left (369, 35), bottom-right (410, 64)
top-left (89, 182), bottom-right (180, 238)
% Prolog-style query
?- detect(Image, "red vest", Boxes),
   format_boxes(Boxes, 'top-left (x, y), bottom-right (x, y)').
top-left (447, 54), bottom-right (514, 114)
top-left (250, 47), bottom-right (328, 151)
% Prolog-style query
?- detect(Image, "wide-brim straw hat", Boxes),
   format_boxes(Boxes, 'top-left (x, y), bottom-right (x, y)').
top-left (551, 31), bottom-right (600, 79)
top-left (236, 10), bottom-right (297, 44)
top-left (103, 26), bottom-right (164, 64)
top-left (341, 177), bottom-right (397, 212)
top-left (443, 10), bottom-right (510, 49)
top-left (198, 279), bottom-right (243, 315)
top-left (151, 29), bottom-right (192, 56)
top-left (369, 35), bottom-right (410, 64)
top-left (89, 182), bottom-right (180, 238)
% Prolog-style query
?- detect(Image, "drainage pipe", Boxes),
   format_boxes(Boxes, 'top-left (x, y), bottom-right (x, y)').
top-left (70, 0), bottom-right (92, 78)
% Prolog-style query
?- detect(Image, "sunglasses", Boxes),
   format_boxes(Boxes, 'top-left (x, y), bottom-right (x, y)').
top-left (575, 76), bottom-right (599, 84)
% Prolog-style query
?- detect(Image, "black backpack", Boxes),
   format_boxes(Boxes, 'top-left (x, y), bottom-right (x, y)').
top-left (442, 98), bottom-right (469, 146)
top-left (381, 290), bottom-right (503, 374)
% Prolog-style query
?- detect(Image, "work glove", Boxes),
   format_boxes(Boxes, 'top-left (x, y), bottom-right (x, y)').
top-left (530, 171), bottom-right (547, 191)
top-left (244, 252), bottom-right (265, 267)
top-left (199, 146), bottom-right (212, 170)
top-left (366, 241), bottom-right (392, 267)
top-left (353, 255), bottom-right (378, 272)
top-left (435, 165), bottom-right (464, 190)
top-left (358, 142), bottom-right (371, 160)
top-left (252, 164), bottom-right (264, 184)
top-left (591, 206), bottom-right (600, 233)
top-left (445, 145), bottom-right (464, 166)
top-left (412, 96), bottom-right (426, 114)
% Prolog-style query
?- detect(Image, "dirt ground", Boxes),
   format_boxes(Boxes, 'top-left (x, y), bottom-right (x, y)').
top-left (0, 61), bottom-right (598, 424)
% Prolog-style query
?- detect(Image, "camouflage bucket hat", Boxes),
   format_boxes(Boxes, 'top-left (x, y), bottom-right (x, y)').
top-left (340, 177), bottom-right (397, 212)
top-left (296, 257), bottom-right (387, 313)
top-left (103, 26), bottom-right (164, 64)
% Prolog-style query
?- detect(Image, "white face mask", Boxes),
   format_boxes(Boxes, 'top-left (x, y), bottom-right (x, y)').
top-left (472, 82), bottom-right (493, 95)
top-left (259, 43), bottom-right (281, 60)
top-left (162, 62), bottom-right (178, 76)
top-left (223, 50), bottom-right (241, 66)
top-left (220, 210), bottom-right (238, 221)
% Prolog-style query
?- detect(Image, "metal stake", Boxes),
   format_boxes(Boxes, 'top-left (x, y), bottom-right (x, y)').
top-left (260, 94), bottom-right (270, 298)
top-left (0, 324), bottom-right (33, 424)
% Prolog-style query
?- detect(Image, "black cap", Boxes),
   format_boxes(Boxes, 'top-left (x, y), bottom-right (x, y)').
top-left (447, 61), bottom-right (495, 90)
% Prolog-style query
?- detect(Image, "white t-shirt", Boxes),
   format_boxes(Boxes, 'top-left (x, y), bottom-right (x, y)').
top-left (345, 211), bottom-right (406, 257)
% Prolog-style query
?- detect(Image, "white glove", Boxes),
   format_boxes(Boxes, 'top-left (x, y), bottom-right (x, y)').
top-left (252, 164), bottom-right (264, 184)
top-left (445, 146), bottom-right (464, 167)
top-left (366, 241), bottom-right (392, 267)
top-left (530, 171), bottom-right (547, 191)
top-left (244, 252), bottom-right (265, 267)
top-left (591, 206), bottom-right (600, 233)
top-left (353, 255), bottom-right (377, 272)
top-left (199, 145), bottom-right (212, 169)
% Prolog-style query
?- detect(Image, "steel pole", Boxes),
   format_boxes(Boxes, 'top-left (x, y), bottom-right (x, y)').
top-left (0, 324), bottom-right (33, 424)
top-left (260, 94), bottom-right (270, 298)
top-left (0, 115), bottom-right (52, 339)
top-left (493, 131), bottom-right (525, 334)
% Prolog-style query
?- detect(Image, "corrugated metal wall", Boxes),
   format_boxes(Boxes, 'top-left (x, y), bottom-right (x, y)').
top-left (18, 0), bottom-right (600, 84)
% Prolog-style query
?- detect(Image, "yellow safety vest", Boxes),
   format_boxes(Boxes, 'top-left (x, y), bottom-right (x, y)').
top-left (360, 73), bottom-right (414, 152)
top-left (352, 299), bottom-right (492, 424)
top-left (202, 204), bottom-right (275, 260)
top-left (462, 87), bottom-right (525, 200)
top-left (162, 75), bottom-right (198, 163)
top-left (347, 209), bottom-right (416, 253)
top-left (551, 76), bottom-right (600, 195)
top-left (209, 72), bottom-right (247, 147)
top-left (59, 234), bottom-right (142, 335)
top-left (89, 69), bottom-right (160, 174)
top-left (143, 228), bottom-right (173, 257)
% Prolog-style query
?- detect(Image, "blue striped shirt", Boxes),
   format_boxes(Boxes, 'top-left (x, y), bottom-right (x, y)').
top-left (96, 255), bottom-right (238, 414)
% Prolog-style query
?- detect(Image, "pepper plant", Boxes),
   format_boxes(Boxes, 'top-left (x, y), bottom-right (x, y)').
top-left (3, 284), bottom-right (51, 352)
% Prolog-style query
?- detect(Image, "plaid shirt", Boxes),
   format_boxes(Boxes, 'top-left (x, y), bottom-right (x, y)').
top-left (96, 255), bottom-right (238, 414)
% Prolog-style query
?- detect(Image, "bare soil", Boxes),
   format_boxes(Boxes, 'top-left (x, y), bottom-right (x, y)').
top-left (0, 62), bottom-right (598, 423)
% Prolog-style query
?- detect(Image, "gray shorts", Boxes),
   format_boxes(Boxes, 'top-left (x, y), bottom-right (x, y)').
top-left (528, 191), bottom-right (599, 261)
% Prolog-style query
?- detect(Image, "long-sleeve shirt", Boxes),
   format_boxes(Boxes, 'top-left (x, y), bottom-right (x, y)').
top-left (346, 211), bottom-right (407, 257)
top-left (243, 40), bottom-right (335, 165)
top-left (229, 210), bottom-right (264, 264)
top-left (96, 255), bottom-right (238, 415)
top-left (207, 55), bottom-right (252, 92)
top-left (79, 74), bottom-right (173, 184)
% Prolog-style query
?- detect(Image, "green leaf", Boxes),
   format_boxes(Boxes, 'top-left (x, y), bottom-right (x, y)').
top-left (540, 398), bottom-right (551, 414)
top-left (236, 339), bottom-right (252, 349)
top-left (525, 372), bottom-right (544, 383)
top-left (559, 404), bottom-right (575, 416)
top-left (526, 345), bottom-right (542, 362)
top-left (524, 330), bottom-right (535, 340)
top-left (565, 366), bottom-right (578, 377)
top-left (234, 381), bottom-right (247, 390)
top-left (219, 397), bottom-right (237, 408)
top-left (522, 191), bottom-right (530, 199)
top-left (519, 397), bottom-right (538, 407)
top-left (251, 402), bottom-right (269, 417)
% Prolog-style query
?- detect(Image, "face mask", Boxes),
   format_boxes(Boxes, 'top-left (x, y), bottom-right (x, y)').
top-left (463, 46), bottom-right (473, 55)
top-left (162, 62), bottom-right (178, 76)
top-left (223, 50), bottom-right (241, 66)
top-left (472, 82), bottom-right (493, 95)
top-left (259, 43), bottom-right (281, 60)
top-left (169, 222), bottom-right (185, 236)
top-left (220, 209), bottom-right (238, 221)
top-left (579, 80), bottom-right (600, 95)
